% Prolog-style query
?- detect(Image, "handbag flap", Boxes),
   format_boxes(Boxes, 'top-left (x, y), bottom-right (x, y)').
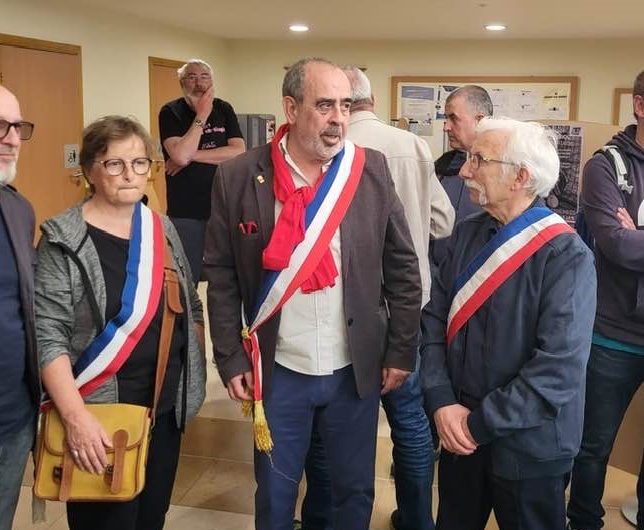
top-left (44, 403), bottom-right (150, 455)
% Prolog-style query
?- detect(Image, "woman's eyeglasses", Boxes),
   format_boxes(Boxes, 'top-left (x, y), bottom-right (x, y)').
top-left (94, 158), bottom-right (152, 176)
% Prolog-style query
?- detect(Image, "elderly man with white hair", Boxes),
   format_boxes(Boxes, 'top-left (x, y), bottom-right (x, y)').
top-left (420, 117), bottom-right (597, 530)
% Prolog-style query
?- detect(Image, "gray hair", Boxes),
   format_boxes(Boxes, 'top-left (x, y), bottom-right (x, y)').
top-left (177, 59), bottom-right (213, 80)
top-left (447, 85), bottom-right (493, 117)
top-left (283, 57), bottom-right (336, 102)
top-left (476, 117), bottom-right (560, 198)
top-left (341, 65), bottom-right (372, 103)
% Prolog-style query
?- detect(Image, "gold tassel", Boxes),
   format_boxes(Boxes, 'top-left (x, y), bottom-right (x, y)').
top-left (252, 400), bottom-right (273, 452)
top-left (241, 399), bottom-right (253, 417)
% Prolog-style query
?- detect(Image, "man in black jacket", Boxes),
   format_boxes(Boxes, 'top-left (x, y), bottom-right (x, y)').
top-left (0, 85), bottom-right (39, 530)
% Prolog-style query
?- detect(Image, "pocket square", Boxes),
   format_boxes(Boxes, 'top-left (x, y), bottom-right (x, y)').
top-left (238, 220), bottom-right (259, 235)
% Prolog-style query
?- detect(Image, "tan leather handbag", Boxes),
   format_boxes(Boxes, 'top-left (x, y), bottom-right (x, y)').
top-left (33, 240), bottom-right (182, 502)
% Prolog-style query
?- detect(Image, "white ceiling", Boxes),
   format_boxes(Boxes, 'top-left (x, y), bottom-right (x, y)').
top-left (58, 0), bottom-right (644, 40)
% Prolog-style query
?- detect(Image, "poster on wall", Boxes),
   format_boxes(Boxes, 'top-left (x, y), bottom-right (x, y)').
top-left (391, 76), bottom-right (579, 157)
top-left (544, 123), bottom-right (583, 225)
top-left (400, 86), bottom-right (435, 136)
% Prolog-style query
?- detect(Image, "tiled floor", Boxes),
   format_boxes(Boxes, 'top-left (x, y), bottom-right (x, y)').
top-left (13, 285), bottom-right (639, 529)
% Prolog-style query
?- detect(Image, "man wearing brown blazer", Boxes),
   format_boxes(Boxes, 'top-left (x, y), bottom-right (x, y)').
top-left (204, 58), bottom-right (422, 530)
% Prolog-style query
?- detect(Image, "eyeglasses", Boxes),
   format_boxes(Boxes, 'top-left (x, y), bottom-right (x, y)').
top-left (467, 152), bottom-right (518, 170)
top-left (182, 74), bottom-right (212, 83)
top-left (0, 120), bottom-right (35, 141)
top-left (94, 158), bottom-right (152, 176)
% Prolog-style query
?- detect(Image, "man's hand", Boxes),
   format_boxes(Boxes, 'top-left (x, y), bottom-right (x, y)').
top-left (434, 404), bottom-right (477, 455)
top-left (227, 371), bottom-right (254, 401)
top-left (617, 207), bottom-right (637, 230)
top-left (165, 158), bottom-right (187, 176)
top-left (381, 367), bottom-right (410, 395)
top-left (189, 86), bottom-right (214, 121)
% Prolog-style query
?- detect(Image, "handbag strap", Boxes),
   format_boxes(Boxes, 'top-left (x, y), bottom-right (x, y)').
top-left (151, 239), bottom-right (183, 422)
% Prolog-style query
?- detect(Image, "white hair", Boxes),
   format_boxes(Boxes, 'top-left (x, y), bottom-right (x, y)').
top-left (476, 117), bottom-right (560, 198)
top-left (341, 65), bottom-right (372, 103)
top-left (177, 59), bottom-right (213, 80)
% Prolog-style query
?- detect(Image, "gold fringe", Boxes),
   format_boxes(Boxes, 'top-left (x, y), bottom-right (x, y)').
top-left (252, 400), bottom-right (273, 452)
top-left (241, 399), bottom-right (253, 418)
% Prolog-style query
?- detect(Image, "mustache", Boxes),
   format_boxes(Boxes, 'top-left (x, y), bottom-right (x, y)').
top-left (464, 180), bottom-right (483, 191)
top-left (322, 126), bottom-right (342, 136)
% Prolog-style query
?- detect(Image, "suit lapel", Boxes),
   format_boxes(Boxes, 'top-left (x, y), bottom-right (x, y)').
top-left (254, 147), bottom-right (275, 246)
top-left (340, 197), bottom-right (355, 281)
top-left (0, 192), bottom-right (33, 285)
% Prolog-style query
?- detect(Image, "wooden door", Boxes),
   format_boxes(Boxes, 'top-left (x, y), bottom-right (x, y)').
top-left (0, 36), bottom-right (84, 233)
top-left (148, 57), bottom-right (184, 214)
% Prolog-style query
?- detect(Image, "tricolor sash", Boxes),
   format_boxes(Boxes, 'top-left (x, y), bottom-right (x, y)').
top-left (72, 202), bottom-right (166, 398)
top-left (446, 207), bottom-right (573, 346)
top-left (241, 140), bottom-right (365, 451)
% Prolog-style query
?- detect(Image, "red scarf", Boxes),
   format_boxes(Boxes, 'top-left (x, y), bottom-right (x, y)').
top-left (262, 124), bottom-right (338, 293)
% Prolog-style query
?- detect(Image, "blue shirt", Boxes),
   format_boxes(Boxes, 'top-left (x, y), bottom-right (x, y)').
top-left (0, 208), bottom-right (32, 441)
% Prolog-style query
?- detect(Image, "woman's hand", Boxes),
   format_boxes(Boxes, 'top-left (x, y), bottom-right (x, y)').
top-left (63, 406), bottom-right (113, 474)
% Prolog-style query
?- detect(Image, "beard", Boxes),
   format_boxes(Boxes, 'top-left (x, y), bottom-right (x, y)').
top-left (310, 126), bottom-right (344, 161)
top-left (464, 179), bottom-right (488, 206)
top-left (0, 160), bottom-right (17, 186)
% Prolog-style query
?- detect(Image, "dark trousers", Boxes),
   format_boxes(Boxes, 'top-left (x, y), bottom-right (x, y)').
top-left (170, 217), bottom-right (206, 285)
top-left (255, 363), bottom-right (380, 530)
top-left (436, 446), bottom-right (566, 530)
top-left (568, 343), bottom-right (644, 530)
top-left (302, 366), bottom-right (434, 530)
top-left (67, 410), bottom-right (182, 530)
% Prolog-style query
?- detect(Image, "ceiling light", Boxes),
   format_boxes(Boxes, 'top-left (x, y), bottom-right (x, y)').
top-left (289, 24), bottom-right (309, 33)
top-left (484, 23), bottom-right (507, 31)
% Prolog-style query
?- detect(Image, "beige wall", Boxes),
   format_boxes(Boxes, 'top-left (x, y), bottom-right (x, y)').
top-left (0, 0), bottom-right (229, 127)
top-left (226, 38), bottom-right (644, 129)
top-left (1, 1), bottom-right (642, 137)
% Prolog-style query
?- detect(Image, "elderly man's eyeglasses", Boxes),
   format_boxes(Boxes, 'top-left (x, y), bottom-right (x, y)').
top-left (467, 152), bottom-right (518, 170)
top-left (0, 120), bottom-right (35, 141)
top-left (94, 158), bottom-right (152, 176)
top-left (183, 74), bottom-right (212, 83)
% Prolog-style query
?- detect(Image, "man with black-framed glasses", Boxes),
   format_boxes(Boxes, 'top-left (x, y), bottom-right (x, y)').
top-left (0, 85), bottom-right (40, 530)
top-left (421, 117), bottom-right (596, 530)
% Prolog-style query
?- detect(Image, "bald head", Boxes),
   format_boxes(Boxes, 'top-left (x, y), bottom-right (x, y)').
top-left (0, 85), bottom-right (23, 185)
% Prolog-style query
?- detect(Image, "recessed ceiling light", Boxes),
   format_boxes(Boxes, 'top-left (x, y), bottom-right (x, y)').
top-left (484, 23), bottom-right (507, 31)
top-left (289, 24), bottom-right (309, 33)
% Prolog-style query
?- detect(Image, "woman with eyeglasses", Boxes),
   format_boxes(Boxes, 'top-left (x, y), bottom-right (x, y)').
top-left (34, 115), bottom-right (206, 530)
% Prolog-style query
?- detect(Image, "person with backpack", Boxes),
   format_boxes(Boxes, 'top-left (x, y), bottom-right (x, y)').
top-left (567, 69), bottom-right (644, 530)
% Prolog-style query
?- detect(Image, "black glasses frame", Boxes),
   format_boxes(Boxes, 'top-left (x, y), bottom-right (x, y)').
top-left (0, 120), bottom-right (35, 141)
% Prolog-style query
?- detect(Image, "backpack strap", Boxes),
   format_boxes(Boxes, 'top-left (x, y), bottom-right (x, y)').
top-left (597, 145), bottom-right (633, 194)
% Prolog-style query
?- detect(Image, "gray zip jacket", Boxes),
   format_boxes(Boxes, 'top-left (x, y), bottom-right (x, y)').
top-left (35, 203), bottom-right (206, 427)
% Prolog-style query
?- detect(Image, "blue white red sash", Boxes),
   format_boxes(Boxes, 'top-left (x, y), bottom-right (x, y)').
top-left (73, 202), bottom-right (166, 397)
top-left (242, 141), bottom-right (365, 430)
top-left (446, 207), bottom-right (573, 346)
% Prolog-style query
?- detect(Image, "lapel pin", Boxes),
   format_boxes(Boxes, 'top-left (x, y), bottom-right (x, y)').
top-left (257, 175), bottom-right (265, 184)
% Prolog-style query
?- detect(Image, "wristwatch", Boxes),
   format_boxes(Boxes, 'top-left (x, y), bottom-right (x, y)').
top-left (194, 118), bottom-right (205, 128)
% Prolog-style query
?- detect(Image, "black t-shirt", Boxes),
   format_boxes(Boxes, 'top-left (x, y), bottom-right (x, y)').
top-left (87, 225), bottom-right (185, 415)
top-left (159, 97), bottom-right (243, 220)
